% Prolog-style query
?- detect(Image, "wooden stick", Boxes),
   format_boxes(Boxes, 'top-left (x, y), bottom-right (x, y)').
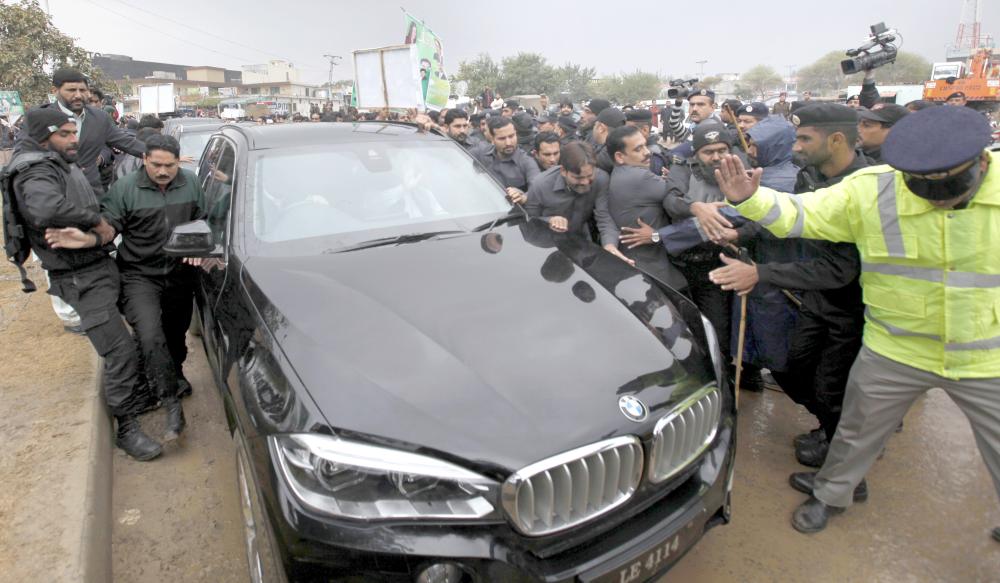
top-left (734, 293), bottom-right (748, 407)
top-left (723, 103), bottom-right (750, 153)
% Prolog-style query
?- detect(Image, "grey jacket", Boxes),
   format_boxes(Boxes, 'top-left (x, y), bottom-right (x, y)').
top-left (524, 166), bottom-right (616, 244)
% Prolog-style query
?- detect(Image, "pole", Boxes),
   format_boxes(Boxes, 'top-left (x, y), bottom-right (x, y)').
top-left (696, 60), bottom-right (708, 77)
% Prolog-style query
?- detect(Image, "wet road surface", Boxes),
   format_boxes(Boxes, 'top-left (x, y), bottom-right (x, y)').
top-left (113, 340), bottom-right (1000, 582)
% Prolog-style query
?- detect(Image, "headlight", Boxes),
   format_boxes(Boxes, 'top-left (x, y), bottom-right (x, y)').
top-left (270, 434), bottom-right (501, 521)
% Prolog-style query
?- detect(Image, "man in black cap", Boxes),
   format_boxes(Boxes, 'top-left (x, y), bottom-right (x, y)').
top-left (717, 105), bottom-right (1000, 541)
top-left (857, 103), bottom-right (909, 163)
top-left (946, 91), bottom-right (968, 107)
top-left (665, 88), bottom-right (719, 143)
top-left (20, 69), bottom-right (146, 193)
top-left (555, 115), bottom-right (579, 146)
top-left (536, 113), bottom-right (557, 134)
top-left (524, 141), bottom-right (615, 242)
top-left (591, 107), bottom-right (626, 173)
top-left (501, 99), bottom-right (520, 117)
top-left (472, 116), bottom-right (540, 204)
top-left (626, 108), bottom-right (668, 177)
top-left (7, 108), bottom-right (162, 460)
top-left (512, 111), bottom-right (536, 154)
top-left (742, 104), bottom-right (865, 467)
top-left (579, 98), bottom-right (610, 142)
top-left (736, 102), bottom-right (770, 134)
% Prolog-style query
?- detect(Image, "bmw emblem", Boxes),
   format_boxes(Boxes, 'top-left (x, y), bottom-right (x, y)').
top-left (618, 395), bottom-right (648, 423)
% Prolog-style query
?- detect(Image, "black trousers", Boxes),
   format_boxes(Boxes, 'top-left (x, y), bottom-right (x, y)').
top-left (678, 259), bottom-right (732, 359)
top-left (770, 310), bottom-right (863, 438)
top-left (119, 268), bottom-right (195, 400)
top-left (48, 258), bottom-right (144, 417)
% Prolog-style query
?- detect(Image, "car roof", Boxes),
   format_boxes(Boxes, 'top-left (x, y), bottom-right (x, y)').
top-left (219, 122), bottom-right (451, 150)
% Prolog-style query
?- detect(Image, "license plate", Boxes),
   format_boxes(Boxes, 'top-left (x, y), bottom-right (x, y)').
top-left (583, 512), bottom-right (705, 583)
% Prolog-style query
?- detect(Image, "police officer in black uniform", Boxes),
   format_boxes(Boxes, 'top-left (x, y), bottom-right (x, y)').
top-left (7, 108), bottom-right (161, 460)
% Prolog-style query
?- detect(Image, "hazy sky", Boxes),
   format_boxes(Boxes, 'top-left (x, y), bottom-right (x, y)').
top-left (44, 0), bottom-right (1000, 85)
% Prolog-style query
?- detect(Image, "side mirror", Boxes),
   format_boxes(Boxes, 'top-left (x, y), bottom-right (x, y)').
top-left (163, 220), bottom-right (221, 257)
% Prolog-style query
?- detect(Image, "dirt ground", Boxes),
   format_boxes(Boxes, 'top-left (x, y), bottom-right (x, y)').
top-left (111, 334), bottom-right (245, 583)
top-left (0, 260), bottom-right (99, 583)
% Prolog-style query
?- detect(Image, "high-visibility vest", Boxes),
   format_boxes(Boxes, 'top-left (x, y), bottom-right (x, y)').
top-left (734, 151), bottom-right (1000, 379)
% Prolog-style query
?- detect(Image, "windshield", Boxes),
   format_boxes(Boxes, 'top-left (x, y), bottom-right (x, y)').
top-left (249, 140), bottom-right (510, 250)
top-left (179, 131), bottom-right (214, 159)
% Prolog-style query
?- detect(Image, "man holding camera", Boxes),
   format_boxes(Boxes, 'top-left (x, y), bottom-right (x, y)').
top-left (716, 105), bottom-right (1000, 542)
top-left (665, 88), bottom-right (722, 161)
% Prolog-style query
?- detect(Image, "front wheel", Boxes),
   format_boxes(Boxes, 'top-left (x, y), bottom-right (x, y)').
top-left (235, 434), bottom-right (288, 583)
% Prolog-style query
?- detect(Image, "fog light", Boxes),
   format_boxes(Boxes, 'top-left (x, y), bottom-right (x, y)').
top-left (415, 562), bottom-right (464, 583)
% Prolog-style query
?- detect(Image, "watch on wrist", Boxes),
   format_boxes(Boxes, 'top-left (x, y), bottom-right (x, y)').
top-left (650, 231), bottom-right (660, 244)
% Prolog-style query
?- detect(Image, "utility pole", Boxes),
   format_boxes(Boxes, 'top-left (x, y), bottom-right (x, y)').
top-left (323, 54), bottom-right (342, 109)
top-left (696, 60), bottom-right (708, 78)
top-left (786, 64), bottom-right (796, 92)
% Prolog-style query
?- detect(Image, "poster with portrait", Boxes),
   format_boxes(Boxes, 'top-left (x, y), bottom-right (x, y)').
top-left (402, 11), bottom-right (450, 110)
top-left (0, 91), bottom-right (25, 122)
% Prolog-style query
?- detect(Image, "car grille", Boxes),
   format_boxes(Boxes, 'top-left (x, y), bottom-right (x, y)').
top-left (501, 436), bottom-right (643, 537)
top-left (647, 384), bottom-right (722, 483)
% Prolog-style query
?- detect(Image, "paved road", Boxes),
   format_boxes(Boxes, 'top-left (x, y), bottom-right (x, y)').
top-left (113, 336), bottom-right (1000, 582)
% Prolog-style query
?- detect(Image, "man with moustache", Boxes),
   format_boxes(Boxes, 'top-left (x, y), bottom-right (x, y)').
top-left (7, 109), bottom-right (162, 460)
top-left (472, 116), bottom-right (540, 204)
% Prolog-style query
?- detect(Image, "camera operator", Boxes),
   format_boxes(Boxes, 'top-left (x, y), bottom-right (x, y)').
top-left (665, 88), bottom-right (722, 160)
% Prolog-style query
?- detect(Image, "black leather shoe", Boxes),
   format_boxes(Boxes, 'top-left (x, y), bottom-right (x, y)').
top-left (795, 439), bottom-right (829, 468)
top-left (992, 527), bottom-right (1000, 543)
top-left (793, 428), bottom-right (825, 449)
top-left (115, 415), bottom-right (163, 461)
top-left (163, 398), bottom-right (186, 441)
top-left (177, 377), bottom-right (193, 399)
top-left (739, 368), bottom-right (765, 393)
top-left (788, 472), bottom-right (868, 503)
top-left (792, 496), bottom-right (844, 534)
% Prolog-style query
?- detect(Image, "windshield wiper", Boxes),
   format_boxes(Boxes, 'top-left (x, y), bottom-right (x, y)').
top-left (325, 230), bottom-right (465, 254)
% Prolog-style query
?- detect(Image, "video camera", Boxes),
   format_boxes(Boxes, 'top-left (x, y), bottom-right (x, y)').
top-left (840, 22), bottom-right (899, 75)
top-left (667, 78), bottom-right (701, 100)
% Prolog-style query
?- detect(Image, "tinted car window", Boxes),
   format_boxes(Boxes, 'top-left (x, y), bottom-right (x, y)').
top-left (199, 139), bottom-right (237, 248)
top-left (250, 141), bottom-right (509, 244)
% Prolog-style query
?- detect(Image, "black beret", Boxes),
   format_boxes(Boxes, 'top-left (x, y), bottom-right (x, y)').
top-left (883, 105), bottom-right (991, 174)
top-left (586, 98), bottom-right (611, 114)
top-left (857, 103), bottom-right (909, 127)
top-left (625, 108), bottom-right (652, 123)
top-left (688, 88), bottom-right (715, 101)
top-left (789, 100), bottom-right (810, 113)
top-left (692, 123), bottom-right (734, 152)
top-left (946, 91), bottom-right (966, 101)
top-left (596, 107), bottom-right (626, 129)
top-left (740, 102), bottom-right (770, 120)
top-left (52, 68), bottom-right (88, 87)
top-left (557, 115), bottom-right (578, 131)
top-left (503, 99), bottom-right (520, 110)
top-left (790, 103), bottom-right (857, 128)
top-left (26, 108), bottom-right (75, 142)
top-left (470, 112), bottom-right (485, 123)
top-left (512, 111), bottom-right (534, 134)
top-left (536, 113), bottom-right (556, 124)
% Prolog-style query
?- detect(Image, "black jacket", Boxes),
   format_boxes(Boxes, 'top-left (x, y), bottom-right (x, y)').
top-left (8, 137), bottom-right (109, 273)
top-left (16, 102), bottom-right (145, 191)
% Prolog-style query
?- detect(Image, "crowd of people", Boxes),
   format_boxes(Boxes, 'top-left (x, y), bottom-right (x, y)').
top-left (1, 65), bottom-right (998, 543)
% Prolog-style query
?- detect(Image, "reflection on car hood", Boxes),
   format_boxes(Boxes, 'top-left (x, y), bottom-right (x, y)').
top-left (243, 222), bottom-right (714, 474)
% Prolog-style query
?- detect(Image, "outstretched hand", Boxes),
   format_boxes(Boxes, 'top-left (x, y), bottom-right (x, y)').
top-left (714, 154), bottom-right (763, 204)
top-left (44, 227), bottom-right (96, 249)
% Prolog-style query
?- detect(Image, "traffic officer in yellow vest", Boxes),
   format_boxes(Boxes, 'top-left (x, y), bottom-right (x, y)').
top-left (714, 105), bottom-right (1000, 541)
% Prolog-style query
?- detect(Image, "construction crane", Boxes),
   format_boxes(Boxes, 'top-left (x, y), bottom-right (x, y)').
top-left (922, 0), bottom-right (1000, 111)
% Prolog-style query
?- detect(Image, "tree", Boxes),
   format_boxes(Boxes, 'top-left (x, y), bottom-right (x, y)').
top-left (735, 65), bottom-right (784, 99)
top-left (0, 1), bottom-right (111, 107)
top-left (553, 63), bottom-right (596, 102)
top-left (454, 53), bottom-right (501, 98)
top-left (699, 75), bottom-right (723, 89)
top-left (590, 71), bottom-right (662, 105)
top-left (497, 53), bottom-right (558, 96)
top-left (796, 50), bottom-right (931, 95)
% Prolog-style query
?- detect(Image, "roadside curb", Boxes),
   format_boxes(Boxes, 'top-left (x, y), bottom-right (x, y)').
top-left (79, 355), bottom-right (112, 583)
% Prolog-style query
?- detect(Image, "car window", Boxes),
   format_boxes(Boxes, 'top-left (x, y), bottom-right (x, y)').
top-left (179, 131), bottom-right (213, 160)
top-left (199, 139), bottom-right (237, 248)
top-left (250, 140), bottom-right (510, 244)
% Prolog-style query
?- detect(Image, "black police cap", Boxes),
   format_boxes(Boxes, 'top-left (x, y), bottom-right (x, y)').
top-left (692, 123), bottom-right (734, 152)
top-left (883, 105), bottom-right (991, 174)
top-left (625, 108), bottom-right (652, 123)
top-left (688, 88), bottom-right (715, 101)
top-left (857, 103), bottom-right (909, 127)
top-left (596, 107), bottom-right (626, 129)
top-left (740, 102), bottom-right (770, 120)
top-left (790, 103), bottom-right (858, 128)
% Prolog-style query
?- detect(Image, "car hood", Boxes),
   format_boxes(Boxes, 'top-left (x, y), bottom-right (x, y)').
top-left (242, 222), bottom-right (715, 475)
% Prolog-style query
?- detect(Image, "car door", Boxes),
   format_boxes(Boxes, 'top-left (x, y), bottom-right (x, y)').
top-left (195, 136), bottom-right (239, 376)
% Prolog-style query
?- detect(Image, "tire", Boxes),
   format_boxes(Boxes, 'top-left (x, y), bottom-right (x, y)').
top-left (235, 434), bottom-right (288, 583)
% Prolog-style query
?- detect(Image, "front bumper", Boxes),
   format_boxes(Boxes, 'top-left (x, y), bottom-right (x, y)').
top-left (249, 417), bottom-right (735, 583)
